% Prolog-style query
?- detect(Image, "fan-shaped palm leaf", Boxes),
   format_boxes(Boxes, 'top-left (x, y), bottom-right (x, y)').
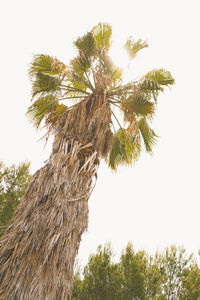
top-left (92, 23), bottom-right (112, 53)
top-left (29, 54), bottom-right (66, 76)
top-left (121, 94), bottom-right (155, 120)
top-left (144, 69), bottom-right (175, 86)
top-left (108, 129), bottom-right (141, 170)
top-left (124, 38), bottom-right (148, 60)
top-left (31, 73), bottom-right (62, 97)
top-left (27, 95), bottom-right (66, 128)
top-left (139, 118), bottom-right (158, 153)
top-left (70, 71), bottom-right (89, 91)
top-left (74, 32), bottom-right (97, 57)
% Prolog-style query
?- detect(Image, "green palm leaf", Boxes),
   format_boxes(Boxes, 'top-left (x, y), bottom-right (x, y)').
top-left (92, 23), bottom-right (112, 53)
top-left (137, 78), bottom-right (163, 103)
top-left (139, 78), bottom-right (163, 93)
top-left (29, 54), bottom-right (65, 76)
top-left (74, 32), bottom-right (96, 57)
top-left (27, 95), bottom-right (65, 128)
top-left (70, 55), bottom-right (90, 76)
top-left (70, 72), bottom-right (88, 91)
top-left (139, 118), bottom-right (158, 153)
top-left (121, 94), bottom-right (155, 119)
top-left (124, 38), bottom-right (148, 60)
top-left (144, 69), bottom-right (175, 86)
top-left (108, 129), bottom-right (141, 170)
top-left (31, 73), bottom-right (61, 97)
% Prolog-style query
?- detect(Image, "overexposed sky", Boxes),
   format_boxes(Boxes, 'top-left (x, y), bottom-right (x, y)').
top-left (0, 0), bottom-right (200, 265)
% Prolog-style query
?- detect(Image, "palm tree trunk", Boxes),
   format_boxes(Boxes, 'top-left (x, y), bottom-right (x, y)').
top-left (0, 96), bottom-right (113, 299)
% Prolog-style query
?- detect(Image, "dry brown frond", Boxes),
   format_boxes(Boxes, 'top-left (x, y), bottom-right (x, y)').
top-left (94, 72), bottom-right (112, 93)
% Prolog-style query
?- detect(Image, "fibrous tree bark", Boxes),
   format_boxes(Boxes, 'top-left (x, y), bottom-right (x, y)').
top-left (0, 96), bottom-right (112, 299)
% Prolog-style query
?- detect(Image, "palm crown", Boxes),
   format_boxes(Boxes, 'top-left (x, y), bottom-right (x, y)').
top-left (27, 23), bottom-right (174, 170)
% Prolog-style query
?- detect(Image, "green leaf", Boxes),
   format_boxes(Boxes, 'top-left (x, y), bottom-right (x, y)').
top-left (144, 69), bottom-right (175, 86)
top-left (139, 78), bottom-right (163, 94)
top-left (138, 78), bottom-right (165, 102)
top-left (139, 118), bottom-right (158, 153)
top-left (27, 95), bottom-right (59, 128)
top-left (70, 55), bottom-right (90, 75)
top-left (70, 72), bottom-right (88, 91)
top-left (31, 73), bottom-right (61, 97)
top-left (108, 129), bottom-right (141, 170)
top-left (124, 38), bottom-right (148, 60)
top-left (74, 32), bottom-right (96, 57)
top-left (29, 54), bottom-right (65, 76)
top-left (121, 94), bottom-right (155, 119)
top-left (92, 23), bottom-right (112, 53)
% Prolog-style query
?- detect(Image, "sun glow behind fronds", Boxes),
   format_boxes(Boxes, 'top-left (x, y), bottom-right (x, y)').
top-left (109, 46), bottom-right (130, 70)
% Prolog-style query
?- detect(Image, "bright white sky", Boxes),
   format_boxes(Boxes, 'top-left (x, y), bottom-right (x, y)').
top-left (0, 0), bottom-right (200, 265)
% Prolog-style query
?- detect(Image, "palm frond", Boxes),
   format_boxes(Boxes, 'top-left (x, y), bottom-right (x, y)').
top-left (137, 79), bottom-right (163, 102)
top-left (45, 103), bottom-right (67, 127)
top-left (74, 32), bottom-right (96, 57)
top-left (27, 95), bottom-right (63, 128)
top-left (139, 118), bottom-right (158, 153)
top-left (70, 55), bottom-right (89, 75)
top-left (70, 52), bottom-right (95, 91)
top-left (31, 73), bottom-right (61, 98)
top-left (139, 78), bottom-right (163, 93)
top-left (121, 94), bottom-right (155, 119)
top-left (108, 129), bottom-right (141, 170)
top-left (92, 23), bottom-right (112, 53)
top-left (29, 54), bottom-right (66, 76)
top-left (144, 69), bottom-right (175, 86)
top-left (124, 38), bottom-right (148, 60)
top-left (70, 71), bottom-right (90, 92)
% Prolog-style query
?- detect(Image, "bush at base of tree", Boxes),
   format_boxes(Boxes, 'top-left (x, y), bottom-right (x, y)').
top-left (0, 161), bottom-right (31, 237)
top-left (72, 243), bottom-right (200, 300)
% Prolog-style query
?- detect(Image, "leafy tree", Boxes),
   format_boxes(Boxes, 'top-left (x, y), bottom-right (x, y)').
top-left (157, 246), bottom-right (193, 299)
top-left (181, 263), bottom-right (200, 299)
top-left (0, 23), bottom-right (174, 300)
top-left (0, 161), bottom-right (31, 237)
top-left (120, 243), bottom-right (148, 300)
top-left (145, 253), bottom-right (164, 299)
top-left (72, 243), bottom-right (200, 300)
top-left (72, 244), bottom-right (123, 300)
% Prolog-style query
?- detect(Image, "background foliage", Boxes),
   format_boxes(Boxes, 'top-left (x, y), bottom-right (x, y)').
top-left (0, 161), bottom-right (31, 237)
top-left (72, 243), bottom-right (200, 300)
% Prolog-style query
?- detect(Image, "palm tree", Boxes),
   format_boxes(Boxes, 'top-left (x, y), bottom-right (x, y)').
top-left (0, 23), bottom-right (174, 300)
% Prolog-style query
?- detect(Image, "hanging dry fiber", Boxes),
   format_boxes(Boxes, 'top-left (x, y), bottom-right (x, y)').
top-left (0, 96), bottom-right (113, 300)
